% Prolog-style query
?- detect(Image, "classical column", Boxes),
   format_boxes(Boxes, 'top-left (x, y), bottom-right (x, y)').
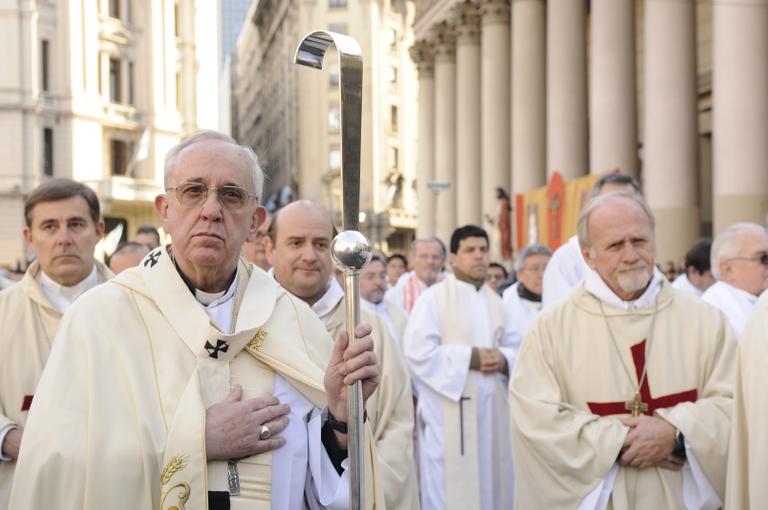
top-left (511, 0), bottom-right (546, 194)
top-left (712, 3), bottom-right (768, 233)
top-left (590, 0), bottom-right (636, 176)
top-left (547, 0), bottom-right (587, 179)
top-left (644, 0), bottom-right (699, 262)
top-left (433, 22), bottom-right (457, 244)
top-left (480, 0), bottom-right (510, 258)
top-left (410, 41), bottom-right (436, 238)
top-left (454, 2), bottom-right (482, 227)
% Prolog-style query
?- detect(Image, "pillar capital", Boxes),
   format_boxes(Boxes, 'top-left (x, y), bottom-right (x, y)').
top-left (453, 1), bottom-right (481, 45)
top-left (410, 40), bottom-right (435, 78)
top-left (480, 0), bottom-right (510, 26)
top-left (432, 21), bottom-right (456, 61)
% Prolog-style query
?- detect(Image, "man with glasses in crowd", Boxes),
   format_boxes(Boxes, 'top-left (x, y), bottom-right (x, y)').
top-left (10, 131), bottom-right (382, 509)
top-left (702, 222), bottom-right (768, 340)
top-left (502, 244), bottom-right (551, 341)
top-left (385, 237), bottom-right (446, 315)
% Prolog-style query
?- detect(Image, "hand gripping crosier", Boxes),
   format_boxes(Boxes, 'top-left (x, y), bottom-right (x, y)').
top-left (295, 31), bottom-right (372, 509)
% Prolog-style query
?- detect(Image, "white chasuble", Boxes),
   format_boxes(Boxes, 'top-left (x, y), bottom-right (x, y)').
top-left (726, 290), bottom-right (768, 509)
top-left (8, 246), bottom-right (383, 510)
top-left (314, 279), bottom-right (420, 510)
top-left (0, 260), bottom-right (111, 507)
top-left (509, 281), bottom-right (736, 510)
top-left (403, 274), bottom-right (516, 510)
top-left (702, 280), bottom-right (758, 340)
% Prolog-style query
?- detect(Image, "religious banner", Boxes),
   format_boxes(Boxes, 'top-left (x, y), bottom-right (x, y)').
top-left (515, 171), bottom-right (598, 252)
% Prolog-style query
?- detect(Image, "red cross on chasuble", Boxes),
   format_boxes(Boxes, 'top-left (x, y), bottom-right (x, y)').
top-left (587, 339), bottom-right (698, 417)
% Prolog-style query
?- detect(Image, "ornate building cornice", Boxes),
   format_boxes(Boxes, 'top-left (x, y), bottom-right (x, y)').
top-left (480, 0), bottom-right (510, 26)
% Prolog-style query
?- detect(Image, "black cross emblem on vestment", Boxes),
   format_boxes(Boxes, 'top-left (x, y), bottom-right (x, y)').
top-left (205, 339), bottom-right (229, 359)
top-left (144, 250), bottom-right (161, 268)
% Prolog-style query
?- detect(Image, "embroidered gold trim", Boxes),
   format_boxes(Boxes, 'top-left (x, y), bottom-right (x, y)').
top-left (159, 455), bottom-right (191, 510)
top-left (247, 329), bottom-right (268, 351)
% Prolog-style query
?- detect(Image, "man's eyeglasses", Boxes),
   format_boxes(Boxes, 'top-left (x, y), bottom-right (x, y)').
top-left (727, 252), bottom-right (768, 266)
top-left (166, 182), bottom-right (258, 211)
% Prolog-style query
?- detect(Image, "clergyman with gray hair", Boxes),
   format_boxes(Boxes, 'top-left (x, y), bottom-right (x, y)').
top-left (701, 222), bottom-right (768, 339)
top-left (509, 191), bottom-right (735, 509)
top-left (542, 173), bottom-right (642, 308)
top-left (502, 244), bottom-right (551, 341)
top-left (10, 130), bottom-right (383, 509)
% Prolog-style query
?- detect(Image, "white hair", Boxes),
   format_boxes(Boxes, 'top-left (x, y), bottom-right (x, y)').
top-left (164, 130), bottom-right (264, 201)
top-left (710, 222), bottom-right (768, 280)
top-left (577, 192), bottom-right (655, 248)
top-left (514, 244), bottom-right (552, 272)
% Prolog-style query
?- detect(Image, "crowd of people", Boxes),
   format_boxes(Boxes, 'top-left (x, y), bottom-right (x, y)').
top-left (0, 131), bottom-right (767, 509)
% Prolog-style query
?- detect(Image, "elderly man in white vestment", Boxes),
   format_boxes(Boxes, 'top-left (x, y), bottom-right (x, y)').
top-left (510, 192), bottom-right (735, 510)
top-left (9, 131), bottom-right (383, 510)
top-left (0, 179), bottom-right (111, 507)
top-left (267, 200), bottom-right (419, 509)
top-left (404, 225), bottom-right (516, 510)
top-left (725, 289), bottom-right (768, 508)
top-left (702, 223), bottom-right (768, 339)
top-left (542, 173), bottom-right (641, 308)
top-left (385, 237), bottom-right (446, 314)
top-left (502, 244), bottom-right (551, 340)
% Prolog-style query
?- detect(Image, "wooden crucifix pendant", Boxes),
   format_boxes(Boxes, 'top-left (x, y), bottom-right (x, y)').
top-left (625, 392), bottom-right (648, 417)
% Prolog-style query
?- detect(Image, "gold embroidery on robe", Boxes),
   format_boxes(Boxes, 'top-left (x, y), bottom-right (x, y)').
top-left (159, 455), bottom-right (190, 510)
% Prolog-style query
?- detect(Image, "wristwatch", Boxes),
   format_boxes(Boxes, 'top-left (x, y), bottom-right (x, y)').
top-left (323, 407), bottom-right (367, 434)
top-left (672, 430), bottom-right (686, 459)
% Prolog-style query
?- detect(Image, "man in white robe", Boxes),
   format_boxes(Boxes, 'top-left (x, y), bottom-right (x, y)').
top-left (0, 179), bottom-right (111, 507)
top-left (510, 192), bottom-right (735, 510)
top-left (725, 289), bottom-right (768, 508)
top-left (404, 225), bottom-right (517, 510)
top-left (385, 237), bottom-right (446, 314)
top-left (670, 239), bottom-right (714, 298)
top-left (502, 244), bottom-right (551, 342)
top-left (9, 131), bottom-right (383, 509)
top-left (702, 223), bottom-right (768, 339)
top-left (360, 253), bottom-right (408, 347)
top-left (267, 200), bottom-right (419, 509)
top-left (542, 173), bottom-right (641, 308)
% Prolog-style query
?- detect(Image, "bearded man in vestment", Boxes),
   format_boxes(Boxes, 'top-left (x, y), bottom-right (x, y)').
top-left (726, 289), bottom-right (768, 508)
top-left (403, 225), bottom-right (517, 510)
top-left (510, 192), bottom-right (735, 509)
top-left (702, 222), bottom-right (768, 339)
top-left (0, 179), bottom-right (111, 507)
top-left (9, 131), bottom-right (382, 510)
top-left (267, 200), bottom-right (418, 509)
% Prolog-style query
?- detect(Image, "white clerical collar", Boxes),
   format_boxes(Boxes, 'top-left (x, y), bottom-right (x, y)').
top-left (361, 298), bottom-right (386, 315)
top-left (713, 281), bottom-right (758, 305)
top-left (311, 277), bottom-right (344, 321)
top-left (38, 264), bottom-right (99, 313)
top-left (196, 266), bottom-right (239, 333)
top-left (584, 266), bottom-right (665, 312)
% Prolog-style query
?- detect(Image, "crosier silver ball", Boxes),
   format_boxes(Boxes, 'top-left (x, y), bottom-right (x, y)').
top-left (331, 230), bottom-right (372, 271)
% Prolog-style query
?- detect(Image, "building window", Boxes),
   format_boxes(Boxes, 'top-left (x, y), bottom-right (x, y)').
top-left (43, 128), bottom-right (54, 177)
top-left (390, 105), bottom-right (398, 133)
top-left (109, 57), bottom-right (122, 102)
top-left (329, 64), bottom-right (340, 88)
top-left (329, 144), bottom-right (341, 170)
top-left (328, 103), bottom-right (340, 133)
top-left (328, 23), bottom-right (347, 35)
top-left (108, 0), bottom-right (120, 19)
top-left (41, 39), bottom-right (50, 92)
top-left (388, 146), bottom-right (399, 170)
top-left (387, 66), bottom-right (398, 84)
top-left (111, 139), bottom-right (128, 175)
top-left (128, 61), bottom-right (135, 105)
top-left (329, 0), bottom-right (347, 8)
top-left (174, 1), bottom-right (181, 38)
top-left (175, 72), bottom-right (182, 111)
